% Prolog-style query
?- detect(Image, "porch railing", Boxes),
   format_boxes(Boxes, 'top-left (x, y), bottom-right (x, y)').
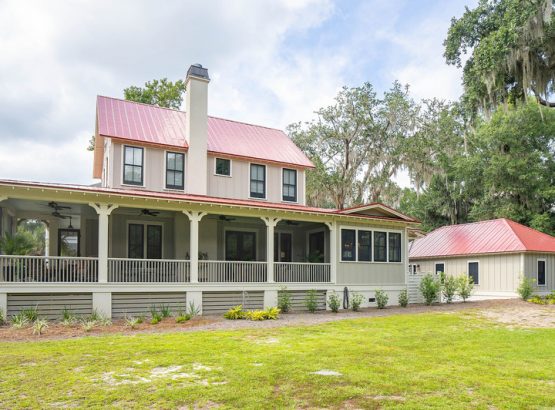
top-left (107, 258), bottom-right (191, 282)
top-left (274, 262), bottom-right (331, 283)
top-left (198, 260), bottom-right (267, 283)
top-left (0, 255), bottom-right (99, 283)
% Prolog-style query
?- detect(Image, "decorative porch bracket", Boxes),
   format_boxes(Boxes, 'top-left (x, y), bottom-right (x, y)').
top-left (324, 221), bottom-right (337, 284)
top-left (0, 196), bottom-right (7, 203)
top-left (261, 217), bottom-right (281, 283)
top-left (183, 211), bottom-right (208, 283)
top-left (89, 203), bottom-right (119, 283)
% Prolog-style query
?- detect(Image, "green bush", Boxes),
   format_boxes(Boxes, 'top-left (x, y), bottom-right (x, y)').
top-left (305, 290), bottom-right (318, 313)
top-left (327, 291), bottom-right (341, 313)
top-left (457, 274), bottom-right (474, 302)
top-left (175, 313), bottom-right (192, 323)
top-left (442, 274), bottom-right (458, 303)
top-left (11, 313), bottom-right (29, 329)
top-left (517, 276), bottom-right (535, 300)
top-left (528, 295), bottom-right (545, 305)
top-left (20, 306), bottom-right (38, 322)
top-left (351, 292), bottom-right (364, 312)
top-left (419, 274), bottom-right (440, 305)
top-left (61, 307), bottom-right (76, 326)
top-left (375, 289), bottom-right (388, 309)
top-left (160, 304), bottom-right (172, 318)
top-left (0, 308), bottom-right (6, 326)
top-left (277, 286), bottom-right (292, 313)
top-left (187, 301), bottom-right (201, 317)
top-left (224, 305), bottom-right (246, 320)
top-left (124, 316), bottom-right (141, 329)
top-left (32, 319), bottom-right (48, 336)
top-left (398, 289), bottom-right (408, 307)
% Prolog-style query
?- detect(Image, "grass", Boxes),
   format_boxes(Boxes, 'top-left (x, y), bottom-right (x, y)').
top-left (0, 311), bottom-right (554, 409)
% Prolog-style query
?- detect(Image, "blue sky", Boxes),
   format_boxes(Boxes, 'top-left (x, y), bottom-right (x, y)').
top-left (0, 0), bottom-right (475, 186)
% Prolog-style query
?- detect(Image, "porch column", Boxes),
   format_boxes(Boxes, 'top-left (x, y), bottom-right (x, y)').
top-left (261, 217), bottom-right (280, 283)
top-left (89, 203), bottom-right (118, 283)
top-left (325, 221), bottom-right (337, 283)
top-left (183, 211), bottom-right (207, 283)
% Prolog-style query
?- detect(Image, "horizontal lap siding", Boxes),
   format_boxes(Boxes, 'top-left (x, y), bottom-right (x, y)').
top-left (202, 291), bottom-right (264, 315)
top-left (7, 293), bottom-right (93, 320)
top-left (112, 292), bottom-right (187, 318)
top-left (279, 290), bottom-right (326, 311)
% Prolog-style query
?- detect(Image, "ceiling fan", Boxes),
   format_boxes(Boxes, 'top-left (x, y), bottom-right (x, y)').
top-left (51, 211), bottom-right (69, 219)
top-left (218, 215), bottom-right (236, 222)
top-left (140, 209), bottom-right (160, 217)
top-left (45, 201), bottom-right (71, 211)
top-left (285, 220), bottom-right (299, 226)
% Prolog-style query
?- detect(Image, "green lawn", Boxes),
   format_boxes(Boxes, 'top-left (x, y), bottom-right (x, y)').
top-left (1, 311), bottom-right (554, 409)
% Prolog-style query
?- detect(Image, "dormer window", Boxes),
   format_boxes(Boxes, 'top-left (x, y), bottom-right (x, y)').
top-left (165, 152), bottom-right (184, 190)
top-left (215, 158), bottom-right (231, 176)
top-left (250, 164), bottom-right (266, 199)
top-left (282, 168), bottom-right (297, 202)
top-left (123, 146), bottom-right (144, 186)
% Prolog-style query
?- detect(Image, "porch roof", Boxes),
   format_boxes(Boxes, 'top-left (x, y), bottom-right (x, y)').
top-left (0, 179), bottom-right (418, 225)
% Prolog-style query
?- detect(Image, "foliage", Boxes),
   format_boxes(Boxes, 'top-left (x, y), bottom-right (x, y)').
top-left (0, 308), bottom-right (5, 326)
top-left (187, 301), bottom-right (201, 317)
top-left (81, 320), bottom-right (96, 332)
top-left (61, 307), bottom-right (77, 326)
top-left (420, 274), bottom-right (441, 305)
top-left (149, 306), bottom-right (163, 324)
top-left (32, 319), bottom-right (49, 336)
top-left (175, 313), bottom-right (192, 323)
top-left (327, 291), bottom-right (341, 313)
top-left (374, 290), bottom-right (389, 309)
top-left (124, 78), bottom-right (186, 109)
top-left (277, 287), bottom-right (292, 313)
top-left (351, 292), bottom-right (365, 312)
top-left (305, 290), bottom-right (319, 313)
top-left (0, 232), bottom-right (35, 255)
top-left (20, 306), bottom-right (38, 322)
top-left (124, 316), bottom-right (141, 329)
top-left (223, 305), bottom-right (246, 320)
top-left (160, 305), bottom-right (172, 318)
top-left (528, 292), bottom-right (555, 305)
top-left (16, 220), bottom-right (46, 255)
top-left (517, 276), bottom-right (536, 300)
top-left (441, 273), bottom-right (459, 303)
top-left (11, 313), bottom-right (29, 329)
top-left (457, 274), bottom-right (475, 302)
top-left (398, 289), bottom-right (409, 308)
top-left (444, 0), bottom-right (555, 113)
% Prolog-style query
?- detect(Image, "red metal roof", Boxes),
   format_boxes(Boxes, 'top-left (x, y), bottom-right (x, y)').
top-left (96, 96), bottom-right (314, 168)
top-left (410, 218), bottom-right (555, 258)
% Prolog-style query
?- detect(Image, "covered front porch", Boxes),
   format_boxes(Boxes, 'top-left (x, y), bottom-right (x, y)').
top-left (0, 197), bottom-right (333, 285)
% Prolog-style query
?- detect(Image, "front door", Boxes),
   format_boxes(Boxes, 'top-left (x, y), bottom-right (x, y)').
top-left (274, 232), bottom-right (292, 262)
top-left (225, 231), bottom-right (256, 261)
top-left (128, 223), bottom-right (162, 259)
top-left (308, 231), bottom-right (325, 262)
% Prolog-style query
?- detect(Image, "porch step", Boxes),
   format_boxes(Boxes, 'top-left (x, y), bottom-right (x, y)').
top-left (7, 293), bottom-right (93, 320)
top-left (111, 292), bottom-right (187, 319)
top-left (202, 291), bottom-right (264, 315)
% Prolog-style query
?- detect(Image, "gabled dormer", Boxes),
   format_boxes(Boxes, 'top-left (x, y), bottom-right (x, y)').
top-left (93, 64), bottom-right (313, 204)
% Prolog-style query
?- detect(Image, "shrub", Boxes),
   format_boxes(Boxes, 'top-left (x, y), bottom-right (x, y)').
top-left (20, 306), bottom-right (38, 322)
top-left (160, 304), bottom-right (172, 318)
top-left (0, 308), bottom-right (6, 326)
top-left (150, 313), bottom-right (162, 325)
top-left (305, 290), bottom-right (318, 313)
top-left (442, 274), bottom-right (458, 303)
top-left (517, 276), bottom-right (535, 301)
top-left (97, 315), bottom-right (112, 326)
top-left (81, 320), bottom-right (96, 332)
top-left (61, 307), bottom-right (76, 326)
top-left (245, 307), bottom-right (281, 321)
top-left (457, 274), bottom-right (474, 302)
top-left (264, 306), bottom-right (280, 320)
top-left (32, 319), bottom-right (49, 335)
top-left (351, 292), bottom-right (364, 312)
top-left (11, 313), bottom-right (29, 329)
top-left (89, 309), bottom-right (101, 322)
top-left (375, 289), bottom-right (388, 309)
top-left (175, 313), bottom-right (192, 323)
top-left (327, 291), bottom-right (340, 313)
top-left (187, 301), bottom-right (201, 317)
top-left (136, 315), bottom-right (145, 324)
top-left (528, 295), bottom-right (545, 305)
top-left (224, 305), bottom-right (246, 320)
top-left (398, 289), bottom-right (408, 307)
top-left (277, 286), bottom-right (292, 313)
top-left (124, 316), bottom-right (141, 329)
top-left (419, 274), bottom-right (440, 305)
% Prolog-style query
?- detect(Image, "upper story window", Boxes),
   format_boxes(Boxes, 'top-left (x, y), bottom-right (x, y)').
top-left (123, 146), bottom-right (144, 186)
top-left (374, 231), bottom-right (387, 262)
top-left (215, 158), bottom-right (231, 176)
top-left (282, 168), bottom-right (297, 202)
top-left (388, 232), bottom-right (402, 262)
top-left (250, 164), bottom-right (266, 199)
top-left (538, 259), bottom-right (546, 286)
top-left (165, 152), bottom-right (184, 190)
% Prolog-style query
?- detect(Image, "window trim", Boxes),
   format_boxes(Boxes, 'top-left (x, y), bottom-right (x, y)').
top-left (467, 260), bottom-right (479, 285)
top-left (339, 226), bottom-right (403, 264)
top-left (164, 150), bottom-right (185, 191)
top-left (248, 163), bottom-right (267, 200)
top-left (434, 262), bottom-right (446, 275)
top-left (281, 167), bottom-right (298, 203)
top-left (122, 145), bottom-right (145, 187)
top-left (537, 258), bottom-right (547, 286)
top-left (126, 220), bottom-right (164, 259)
top-left (388, 231), bottom-right (402, 263)
top-left (214, 157), bottom-right (233, 177)
top-left (340, 228), bottom-right (357, 262)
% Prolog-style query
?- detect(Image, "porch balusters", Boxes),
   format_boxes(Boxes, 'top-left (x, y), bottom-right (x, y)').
top-left (89, 203), bottom-right (118, 283)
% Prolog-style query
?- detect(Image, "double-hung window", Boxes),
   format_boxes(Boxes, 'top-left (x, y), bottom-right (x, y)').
top-left (123, 146), bottom-right (144, 185)
top-left (215, 158), bottom-right (231, 176)
top-left (166, 152), bottom-right (184, 190)
top-left (341, 229), bottom-right (356, 261)
top-left (357, 230), bottom-right (372, 261)
top-left (388, 232), bottom-right (402, 262)
top-left (538, 259), bottom-right (546, 286)
top-left (374, 231), bottom-right (387, 262)
top-left (250, 164), bottom-right (266, 199)
top-left (282, 168), bottom-right (297, 202)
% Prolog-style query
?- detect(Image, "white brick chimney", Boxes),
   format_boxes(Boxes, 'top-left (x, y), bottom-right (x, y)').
top-left (185, 64), bottom-right (209, 195)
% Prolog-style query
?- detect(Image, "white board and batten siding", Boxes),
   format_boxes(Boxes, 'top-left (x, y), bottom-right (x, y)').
top-left (111, 292), bottom-right (187, 318)
top-left (7, 293), bottom-right (93, 320)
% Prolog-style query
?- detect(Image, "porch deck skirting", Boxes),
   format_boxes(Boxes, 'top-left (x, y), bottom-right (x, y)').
top-left (0, 256), bottom-right (331, 284)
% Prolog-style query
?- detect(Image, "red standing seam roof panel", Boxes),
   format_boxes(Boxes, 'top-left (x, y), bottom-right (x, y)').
top-left (410, 218), bottom-right (555, 258)
top-left (96, 96), bottom-right (313, 168)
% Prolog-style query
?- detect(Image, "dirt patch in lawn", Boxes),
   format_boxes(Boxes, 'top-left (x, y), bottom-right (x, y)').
top-left (479, 301), bottom-right (555, 328)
